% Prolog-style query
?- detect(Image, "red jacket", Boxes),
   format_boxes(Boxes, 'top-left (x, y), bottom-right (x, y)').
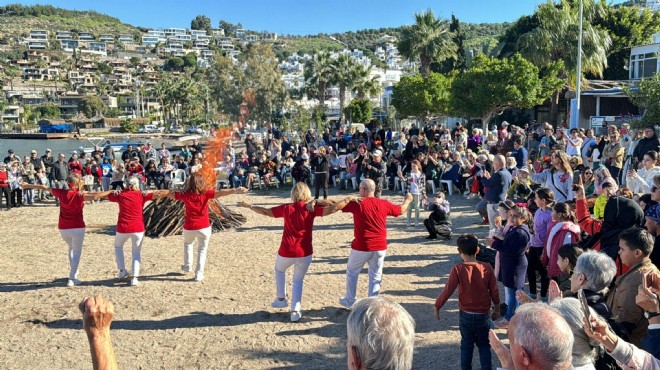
top-left (0, 170), bottom-right (8, 188)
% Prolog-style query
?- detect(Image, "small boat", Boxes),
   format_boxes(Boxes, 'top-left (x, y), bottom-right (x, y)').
top-left (81, 137), bottom-right (143, 155)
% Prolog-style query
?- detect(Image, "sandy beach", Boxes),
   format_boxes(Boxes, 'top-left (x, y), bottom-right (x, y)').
top-left (0, 187), bottom-right (505, 369)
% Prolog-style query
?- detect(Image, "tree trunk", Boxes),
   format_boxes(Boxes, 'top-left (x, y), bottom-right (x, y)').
top-left (339, 86), bottom-right (346, 123)
top-left (549, 90), bottom-right (560, 128)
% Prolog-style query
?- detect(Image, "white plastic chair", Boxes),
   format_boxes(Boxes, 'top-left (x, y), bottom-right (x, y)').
top-left (171, 169), bottom-right (187, 190)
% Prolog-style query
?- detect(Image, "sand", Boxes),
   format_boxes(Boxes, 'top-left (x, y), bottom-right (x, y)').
top-left (0, 188), bottom-right (505, 369)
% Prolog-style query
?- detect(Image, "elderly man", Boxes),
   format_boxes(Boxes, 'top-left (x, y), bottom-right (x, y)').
top-left (489, 303), bottom-right (574, 370)
top-left (335, 179), bottom-right (413, 308)
top-left (364, 150), bottom-right (387, 198)
top-left (480, 154), bottom-right (512, 230)
top-left (347, 297), bottom-right (415, 370)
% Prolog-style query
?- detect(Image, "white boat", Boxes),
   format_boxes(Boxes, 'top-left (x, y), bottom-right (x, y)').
top-left (81, 137), bottom-right (142, 155)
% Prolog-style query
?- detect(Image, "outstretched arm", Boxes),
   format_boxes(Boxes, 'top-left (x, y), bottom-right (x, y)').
top-left (215, 187), bottom-right (248, 198)
top-left (84, 190), bottom-right (113, 202)
top-left (237, 201), bottom-right (274, 217)
top-left (21, 183), bottom-right (52, 193)
top-left (399, 193), bottom-right (414, 214)
top-left (323, 196), bottom-right (356, 216)
top-left (79, 296), bottom-right (118, 370)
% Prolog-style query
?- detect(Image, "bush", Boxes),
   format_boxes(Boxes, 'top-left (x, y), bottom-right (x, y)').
top-left (120, 118), bottom-right (137, 133)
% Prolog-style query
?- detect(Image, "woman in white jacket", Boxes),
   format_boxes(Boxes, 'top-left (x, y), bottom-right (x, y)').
top-left (626, 150), bottom-right (660, 194)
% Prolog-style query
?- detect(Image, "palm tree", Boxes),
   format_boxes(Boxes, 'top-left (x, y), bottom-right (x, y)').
top-left (517, 0), bottom-right (611, 125)
top-left (398, 9), bottom-right (457, 76)
top-left (355, 65), bottom-right (383, 99)
top-left (303, 51), bottom-right (334, 110)
top-left (330, 54), bottom-right (365, 121)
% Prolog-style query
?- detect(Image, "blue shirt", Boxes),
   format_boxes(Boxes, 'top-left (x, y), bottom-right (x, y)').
top-left (481, 169), bottom-right (512, 203)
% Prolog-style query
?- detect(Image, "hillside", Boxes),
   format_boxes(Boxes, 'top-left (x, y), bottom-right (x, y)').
top-left (0, 4), bottom-right (139, 39)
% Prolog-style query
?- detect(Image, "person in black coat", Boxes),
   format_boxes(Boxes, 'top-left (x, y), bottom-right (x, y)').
top-left (312, 147), bottom-right (329, 199)
top-left (423, 192), bottom-right (452, 240)
top-left (633, 126), bottom-right (660, 167)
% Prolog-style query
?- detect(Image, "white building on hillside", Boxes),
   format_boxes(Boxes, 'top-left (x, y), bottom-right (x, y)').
top-left (629, 32), bottom-right (660, 79)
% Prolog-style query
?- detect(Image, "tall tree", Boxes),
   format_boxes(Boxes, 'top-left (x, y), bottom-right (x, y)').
top-left (594, 3), bottom-right (660, 80)
top-left (191, 15), bottom-right (212, 33)
top-left (242, 44), bottom-right (287, 123)
top-left (219, 20), bottom-right (237, 36)
top-left (303, 51), bottom-right (335, 109)
top-left (398, 9), bottom-right (458, 76)
top-left (517, 0), bottom-right (612, 125)
top-left (78, 95), bottom-right (107, 118)
top-left (626, 73), bottom-right (660, 127)
top-left (391, 72), bottom-right (453, 121)
top-left (432, 14), bottom-right (467, 73)
top-left (330, 54), bottom-right (364, 121)
top-left (450, 54), bottom-right (550, 131)
top-left (206, 54), bottom-right (245, 118)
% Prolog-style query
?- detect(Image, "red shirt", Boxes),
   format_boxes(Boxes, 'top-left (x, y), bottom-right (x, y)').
top-left (434, 262), bottom-right (500, 314)
top-left (52, 188), bottom-right (85, 229)
top-left (175, 189), bottom-right (215, 230)
top-left (108, 190), bottom-right (154, 233)
top-left (68, 161), bottom-right (83, 175)
top-left (271, 202), bottom-right (325, 257)
top-left (342, 197), bottom-right (401, 251)
top-left (0, 171), bottom-right (8, 187)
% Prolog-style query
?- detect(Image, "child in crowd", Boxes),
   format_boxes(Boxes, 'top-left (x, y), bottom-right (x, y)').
top-left (527, 188), bottom-right (554, 300)
top-left (434, 234), bottom-right (499, 370)
top-left (556, 243), bottom-right (583, 296)
top-left (593, 181), bottom-right (616, 219)
top-left (489, 204), bottom-right (531, 329)
top-left (543, 202), bottom-right (581, 283)
top-left (423, 190), bottom-right (451, 240)
top-left (404, 160), bottom-right (426, 227)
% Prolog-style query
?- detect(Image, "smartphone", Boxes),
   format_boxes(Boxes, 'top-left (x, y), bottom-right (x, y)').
top-left (578, 289), bottom-right (594, 334)
top-left (573, 170), bottom-right (582, 185)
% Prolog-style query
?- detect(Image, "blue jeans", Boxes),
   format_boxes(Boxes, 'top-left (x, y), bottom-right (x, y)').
top-left (459, 311), bottom-right (492, 370)
top-left (505, 287), bottom-right (520, 320)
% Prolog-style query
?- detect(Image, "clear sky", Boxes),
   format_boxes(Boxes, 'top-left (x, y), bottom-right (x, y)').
top-left (0, 0), bottom-right (630, 35)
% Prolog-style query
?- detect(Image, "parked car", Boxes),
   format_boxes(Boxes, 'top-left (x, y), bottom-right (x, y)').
top-left (169, 125), bottom-right (184, 133)
top-left (138, 124), bottom-right (163, 133)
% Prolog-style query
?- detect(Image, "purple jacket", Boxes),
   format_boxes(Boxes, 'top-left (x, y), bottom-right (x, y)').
top-left (530, 208), bottom-right (552, 248)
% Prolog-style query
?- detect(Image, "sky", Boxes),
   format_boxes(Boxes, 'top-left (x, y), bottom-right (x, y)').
top-left (1, 0), bottom-right (631, 35)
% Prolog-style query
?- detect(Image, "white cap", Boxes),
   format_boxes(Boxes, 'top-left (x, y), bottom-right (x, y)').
top-left (372, 150), bottom-right (383, 157)
top-left (301, 154), bottom-right (309, 160)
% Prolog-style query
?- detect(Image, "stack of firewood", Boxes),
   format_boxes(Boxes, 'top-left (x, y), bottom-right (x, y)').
top-left (143, 197), bottom-right (246, 238)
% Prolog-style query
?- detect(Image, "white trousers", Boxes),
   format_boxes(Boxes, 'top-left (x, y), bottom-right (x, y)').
top-left (486, 203), bottom-right (499, 230)
top-left (344, 249), bottom-right (387, 304)
top-left (60, 228), bottom-right (85, 280)
top-left (274, 255), bottom-right (313, 312)
top-left (182, 226), bottom-right (212, 276)
top-left (114, 232), bottom-right (145, 277)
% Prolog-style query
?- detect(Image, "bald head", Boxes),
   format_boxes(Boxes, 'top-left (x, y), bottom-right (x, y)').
top-left (360, 179), bottom-right (376, 197)
top-left (509, 303), bottom-right (573, 370)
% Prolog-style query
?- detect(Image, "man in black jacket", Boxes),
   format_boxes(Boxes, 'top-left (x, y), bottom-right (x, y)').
top-left (632, 126), bottom-right (660, 168)
top-left (365, 150), bottom-right (387, 198)
top-left (41, 149), bottom-right (54, 186)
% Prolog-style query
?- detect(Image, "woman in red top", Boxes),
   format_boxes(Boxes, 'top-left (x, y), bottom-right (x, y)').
top-left (101, 177), bottom-right (168, 286)
top-left (22, 174), bottom-right (111, 286)
top-left (68, 153), bottom-right (83, 175)
top-left (237, 182), bottom-right (341, 321)
top-left (168, 172), bottom-right (247, 282)
top-left (0, 163), bottom-right (10, 210)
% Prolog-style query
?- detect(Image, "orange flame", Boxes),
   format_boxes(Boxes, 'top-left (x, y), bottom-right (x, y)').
top-left (201, 128), bottom-right (233, 217)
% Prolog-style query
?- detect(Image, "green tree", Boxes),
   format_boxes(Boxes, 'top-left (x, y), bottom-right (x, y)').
top-left (304, 51), bottom-right (335, 109)
top-left (626, 73), bottom-right (660, 127)
top-left (34, 103), bottom-right (61, 119)
top-left (120, 118), bottom-right (137, 133)
top-left (164, 57), bottom-right (185, 71)
top-left (219, 20), bottom-right (237, 37)
top-left (450, 54), bottom-right (548, 131)
top-left (97, 62), bottom-right (112, 75)
top-left (183, 52), bottom-right (197, 69)
top-left (344, 98), bottom-right (373, 123)
top-left (242, 44), bottom-right (287, 123)
top-left (330, 54), bottom-right (365, 120)
top-left (594, 4), bottom-right (660, 80)
top-left (391, 72), bottom-right (453, 121)
top-left (397, 9), bottom-right (458, 76)
top-left (206, 54), bottom-right (245, 117)
top-left (191, 15), bottom-right (212, 33)
top-left (517, 0), bottom-right (612, 125)
top-left (288, 103), bottom-right (312, 133)
top-left (432, 14), bottom-right (467, 73)
top-left (78, 95), bottom-right (107, 118)
top-left (129, 57), bottom-right (141, 68)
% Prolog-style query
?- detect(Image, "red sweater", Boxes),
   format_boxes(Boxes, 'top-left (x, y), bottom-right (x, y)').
top-left (0, 171), bottom-right (8, 187)
top-left (435, 261), bottom-right (500, 314)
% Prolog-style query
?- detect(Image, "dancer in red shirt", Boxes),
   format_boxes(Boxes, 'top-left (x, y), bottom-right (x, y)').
top-left (22, 174), bottom-right (111, 286)
top-left (103, 177), bottom-right (169, 286)
top-left (168, 172), bottom-right (247, 281)
top-left (238, 182), bottom-right (343, 321)
top-left (332, 179), bottom-right (413, 308)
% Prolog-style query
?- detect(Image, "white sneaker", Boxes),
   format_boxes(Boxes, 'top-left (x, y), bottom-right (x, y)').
top-left (194, 273), bottom-right (204, 282)
top-left (67, 279), bottom-right (81, 287)
top-left (271, 298), bottom-right (288, 308)
top-left (339, 297), bottom-right (354, 309)
top-left (181, 264), bottom-right (192, 273)
top-left (463, 190), bottom-right (470, 196)
top-left (117, 269), bottom-right (130, 280)
top-left (130, 277), bottom-right (139, 286)
top-left (290, 311), bottom-right (302, 322)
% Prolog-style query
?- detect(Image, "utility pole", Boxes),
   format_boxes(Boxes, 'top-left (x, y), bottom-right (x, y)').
top-left (572, 0), bottom-right (584, 130)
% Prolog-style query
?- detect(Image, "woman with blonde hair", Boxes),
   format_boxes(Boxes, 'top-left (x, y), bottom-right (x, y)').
top-left (237, 182), bottom-right (343, 322)
top-left (169, 172), bottom-right (247, 281)
top-left (21, 174), bottom-right (111, 286)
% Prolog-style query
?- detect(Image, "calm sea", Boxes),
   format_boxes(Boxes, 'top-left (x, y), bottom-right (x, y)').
top-left (0, 138), bottom-right (174, 158)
